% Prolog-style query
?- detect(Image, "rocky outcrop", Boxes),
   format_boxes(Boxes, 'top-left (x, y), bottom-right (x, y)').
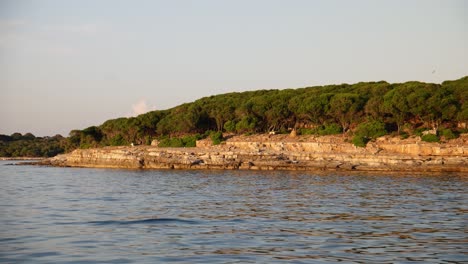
top-left (42, 135), bottom-right (468, 173)
top-left (225, 140), bottom-right (467, 156)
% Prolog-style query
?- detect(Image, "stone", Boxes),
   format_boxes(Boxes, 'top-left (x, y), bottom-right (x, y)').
top-left (40, 134), bottom-right (468, 173)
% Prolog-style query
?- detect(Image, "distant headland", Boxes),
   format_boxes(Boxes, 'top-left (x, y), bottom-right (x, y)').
top-left (3, 76), bottom-right (468, 173)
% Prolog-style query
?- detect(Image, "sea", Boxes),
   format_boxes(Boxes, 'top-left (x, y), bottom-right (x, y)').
top-left (0, 160), bottom-right (466, 263)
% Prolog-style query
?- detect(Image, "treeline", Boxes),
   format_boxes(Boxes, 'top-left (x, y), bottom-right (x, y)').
top-left (67, 76), bottom-right (467, 149)
top-left (0, 133), bottom-right (67, 157)
top-left (2, 76), bottom-right (467, 156)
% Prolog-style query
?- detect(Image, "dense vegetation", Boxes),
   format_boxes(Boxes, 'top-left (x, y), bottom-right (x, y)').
top-left (69, 76), bottom-right (465, 148)
top-left (0, 133), bottom-right (67, 157)
top-left (2, 76), bottom-right (467, 156)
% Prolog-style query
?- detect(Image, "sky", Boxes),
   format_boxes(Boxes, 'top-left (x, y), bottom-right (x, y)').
top-left (1, 0), bottom-right (467, 136)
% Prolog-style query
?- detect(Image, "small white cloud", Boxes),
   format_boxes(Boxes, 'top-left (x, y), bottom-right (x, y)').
top-left (131, 99), bottom-right (153, 117)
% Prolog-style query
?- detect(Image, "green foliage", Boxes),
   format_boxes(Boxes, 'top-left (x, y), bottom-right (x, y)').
top-left (158, 134), bottom-right (202, 148)
top-left (23, 76), bottom-right (463, 154)
top-left (316, 123), bottom-right (343, 135)
top-left (329, 93), bottom-right (365, 132)
top-left (414, 127), bottom-right (427, 137)
top-left (210, 131), bottom-right (224, 145)
top-left (458, 103), bottom-right (468, 123)
top-left (0, 133), bottom-right (65, 157)
top-left (158, 137), bottom-right (184, 148)
top-left (355, 120), bottom-right (387, 139)
top-left (109, 134), bottom-right (126, 146)
top-left (8, 77), bottom-right (466, 155)
top-left (352, 135), bottom-right (369, 147)
top-left (235, 116), bottom-right (258, 134)
top-left (223, 120), bottom-right (236, 132)
top-left (440, 129), bottom-right (458, 140)
top-left (182, 134), bottom-right (201, 147)
top-left (352, 120), bottom-right (387, 147)
top-left (421, 134), bottom-right (440, 143)
top-left (298, 128), bottom-right (314, 135)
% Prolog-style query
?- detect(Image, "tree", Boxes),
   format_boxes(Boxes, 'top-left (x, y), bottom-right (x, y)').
top-left (236, 116), bottom-right (258, 134)
top-left (223, 120), bottom-right (236, 132)
top-left (328, 93), bottom-right (364, 133)
top-left (383, 85), bottom-right (413, 133)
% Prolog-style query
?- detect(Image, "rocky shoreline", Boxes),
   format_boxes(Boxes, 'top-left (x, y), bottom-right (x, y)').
top-left (1, 157), bottom-right (45, 161)
top-left (36, 135), bottom-right (468, 173)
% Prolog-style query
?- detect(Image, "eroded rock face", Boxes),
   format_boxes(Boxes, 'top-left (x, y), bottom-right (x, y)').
top-left (48, 147), bottom-right (145, 169)
top-left (225, 138), bottom-right (467, 156)
top-left (44, 137), bottom-right (468, 173)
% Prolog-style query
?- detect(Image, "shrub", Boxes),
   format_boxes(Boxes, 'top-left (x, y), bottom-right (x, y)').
top-left (158, 137), bottom-right (184, 147)
top-left (400, 132), bottom-right (409, 139)
top-left (158, 134), bottom-right (202, 147)
top-left (352, 120), bottom-right (387, 147)
top-left (298, 128), bottom-right (314, 135)
top-left (440, 129), bottom-right (458, 140)
top-left (181, 134), bottom-right (201, 147)
top-left (421, 134), bottom-right (440, 143)
top-left (357, 120), bottom-right (387, 138)
top-left (317, 123), bottom-right (342, 135)
top-left (210, 131), bottom-right (224, 145)
top-left (352, 135), bottom-right (368, 147)
top-left (414, 127), bottom-right (426, 137)
top-left (223, 120), bottom-right (236, 133)
top-left (109, 134), bottom-right (126, 146)
top-left (235, 116), bottom-right (257, 133)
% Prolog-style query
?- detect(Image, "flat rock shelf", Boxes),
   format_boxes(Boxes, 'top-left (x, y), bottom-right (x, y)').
top-left (36, 135), bottom-right (468, 173)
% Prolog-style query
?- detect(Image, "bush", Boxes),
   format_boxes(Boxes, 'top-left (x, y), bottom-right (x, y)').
top-left (158, 134), bottom-right (202, 147)
top-left (109, 134), bottom-right (126, 146)
top-left (421, 134), bottom-right (440, 143)
top-left (352, 120), bottom-right (387, 147)
top-left (223, 120), bottom-right (236, 133)
top-left (414, 127), bottom-right (427, 137)
top-left (357, 120), bottom-right (387, 138)
top-left (158, 137), bottom-right (184, 147)
top-left (235, 116), bottom-right (257, 133)
top-left (210, 131), bottom-right (223, 145)
top-left (352, 135), bottom-right (369, 147)
top-left (181, 134), bottom-right (201, 147)
top-left (316, 123), bottom-right (342, 135)
top-left (298, 128), bottom-right (314, 135)
top-left (440, 128), bottom-right (458, 140)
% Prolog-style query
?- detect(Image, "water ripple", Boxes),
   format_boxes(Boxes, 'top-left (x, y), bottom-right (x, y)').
top-left (87, 218), bottom-right (199, 225)
top-left (0, 162), bottom-right (466, 263)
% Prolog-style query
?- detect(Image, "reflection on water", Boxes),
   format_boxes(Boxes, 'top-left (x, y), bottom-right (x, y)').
top-left (0, 161), bottom-right (467, 263)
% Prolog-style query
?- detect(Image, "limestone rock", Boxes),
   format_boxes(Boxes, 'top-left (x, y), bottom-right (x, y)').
top-left (41, 135), bottom-right (468, 173)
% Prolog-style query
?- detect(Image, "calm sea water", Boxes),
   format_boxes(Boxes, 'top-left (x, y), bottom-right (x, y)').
top-left (0, 161), bottom-right (467, 263)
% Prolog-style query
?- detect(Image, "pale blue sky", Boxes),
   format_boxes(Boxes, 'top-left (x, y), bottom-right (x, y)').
top-left (1, 0), bottom-right (467, 136)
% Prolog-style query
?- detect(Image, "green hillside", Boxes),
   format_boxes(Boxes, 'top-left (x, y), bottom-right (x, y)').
top-left (69, 76), bottom-right (467, 148)
top-left (1, 76), bottom-right (467, 156)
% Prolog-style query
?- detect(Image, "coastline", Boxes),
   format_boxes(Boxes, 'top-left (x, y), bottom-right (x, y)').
top-left (1, 157), bottom-right (45, 161)
top-left (35, 134), bottom-right (468, 173)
